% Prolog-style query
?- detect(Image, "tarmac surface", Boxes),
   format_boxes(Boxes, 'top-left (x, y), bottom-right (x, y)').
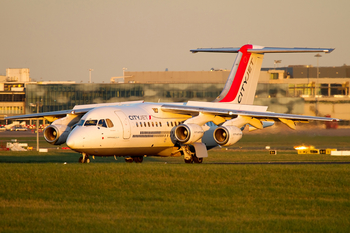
top-left (210, 161), bottom-right (350, 165)
top-left (1, 126), bottom-right (349, 165)
top-left (246, 124), bottom-right (350, 137)
top-left (0, 130), bottom-right (43, 137)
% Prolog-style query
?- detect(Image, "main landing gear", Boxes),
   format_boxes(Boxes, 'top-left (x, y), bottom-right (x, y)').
top-left (79, 153), bottom-right (90, 163)
top-left (125, 156), bottom-right (144, 163)
top-left (182, 145), bottom-right (203, 164)
top-left (184, 155), bottom-right (203, 164)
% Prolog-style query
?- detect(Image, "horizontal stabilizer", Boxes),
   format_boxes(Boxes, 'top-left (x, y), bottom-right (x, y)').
top-left (190, 47), bottom-right (334, 54)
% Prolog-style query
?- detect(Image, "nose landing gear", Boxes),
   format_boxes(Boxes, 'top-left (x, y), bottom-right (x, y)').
top-left (79, 153), bottom-right (90, 163)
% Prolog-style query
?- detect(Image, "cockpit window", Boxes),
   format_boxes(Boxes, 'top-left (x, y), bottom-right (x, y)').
top-left (84, 119), bottom-right (98, 126)
top-left (77, 119), bottom-right (85, 126)
top-left (98, 119), bottom-right (107, 128)
top-left (83, 119), bottom-right (114, 127)
top-left (106, 119), bottom-right (114, 128)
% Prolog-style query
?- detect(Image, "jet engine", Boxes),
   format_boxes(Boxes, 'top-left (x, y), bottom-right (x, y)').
top-left (44, 124), bottom-right (72, 145)
top-left (213, 125), bottom-right (242, 147)
top-left (174, 124), bottom-right (204, 144)
top-left (43, 114), bottom-right (80, 145)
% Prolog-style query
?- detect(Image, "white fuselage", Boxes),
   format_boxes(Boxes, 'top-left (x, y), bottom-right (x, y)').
top-left (66, 103), bottom-right (217, 157)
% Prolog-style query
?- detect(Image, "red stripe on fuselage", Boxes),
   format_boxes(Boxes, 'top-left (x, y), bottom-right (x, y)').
top-left (219, 44), bottom-right (253, 102)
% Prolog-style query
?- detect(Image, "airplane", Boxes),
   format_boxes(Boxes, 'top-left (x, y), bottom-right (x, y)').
top-left (6, 44), bottom-right (339, 164)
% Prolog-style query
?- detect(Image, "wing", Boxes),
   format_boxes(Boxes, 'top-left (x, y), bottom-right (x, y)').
top-left (161, 101), bottom-right (340, 130)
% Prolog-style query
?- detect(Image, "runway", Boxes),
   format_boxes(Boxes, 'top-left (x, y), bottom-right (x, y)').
top-left (0, 130), bottom-right (43, 137)
top-left (1, 126), bottom-right (350, 165)
top-left (208, 161), bottom-right (350, 165)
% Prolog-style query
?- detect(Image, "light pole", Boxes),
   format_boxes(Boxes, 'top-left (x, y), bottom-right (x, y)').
top-left (123, 67), bottom-right (127, 81)
top-left (89, 69), bottom-right (93, 83)
top-left (314, 54), bottom-right (322, 116)
top-left (274, 60), bottom-right (281, 69)
top-left (30, 101), bottom-right (43, 151)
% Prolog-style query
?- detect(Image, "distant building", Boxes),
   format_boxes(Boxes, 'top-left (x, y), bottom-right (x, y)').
top-left (122, 66), bottom-right (350, 119)
top-left (0, 68), bottom-right (75, 124)
top-left (123, 70), bottom-right (230, 84)
top-left (1, 66), bottom-right (350, 124)
top-left (6, 68), bottom-right (31, 82)
top-left (0, 69), bottom-right (28, 120)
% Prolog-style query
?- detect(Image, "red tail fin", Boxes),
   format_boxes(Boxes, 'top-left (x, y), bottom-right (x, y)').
top-left (215, 44), bottom-right (263, 104)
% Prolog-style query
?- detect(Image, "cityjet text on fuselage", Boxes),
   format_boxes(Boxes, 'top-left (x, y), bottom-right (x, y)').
top-left (128, 115), bottom-right (150, 120)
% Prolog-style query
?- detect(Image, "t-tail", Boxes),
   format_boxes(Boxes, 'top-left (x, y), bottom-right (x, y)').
top-left (191, 44), bottom-right (334, 105)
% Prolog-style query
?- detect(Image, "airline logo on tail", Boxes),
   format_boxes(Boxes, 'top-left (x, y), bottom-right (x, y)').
top-left (214, 44), bottom-right (264, 104)
top-left (237, 58), bottom-right (254, 103)
top-left (219, 44), bottom-right (253, 103)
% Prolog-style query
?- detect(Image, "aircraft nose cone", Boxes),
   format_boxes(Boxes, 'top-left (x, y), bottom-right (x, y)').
top-left (66, 134), bottom-right (75, 148)
top-left (66, 131), bottom-right (79, 149)
top-left (66, 128), bottom-right (85, 152)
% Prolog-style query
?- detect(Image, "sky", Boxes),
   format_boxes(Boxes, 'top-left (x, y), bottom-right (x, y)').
top-left (0, 0), bottom-right (349, 83)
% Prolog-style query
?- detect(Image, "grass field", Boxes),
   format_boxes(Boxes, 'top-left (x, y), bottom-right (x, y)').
top-left (1, 133), bottom-right (350, 232)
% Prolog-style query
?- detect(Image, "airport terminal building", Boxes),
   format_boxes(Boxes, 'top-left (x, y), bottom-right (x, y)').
top-left (1, 66), bottom-right (350, 125)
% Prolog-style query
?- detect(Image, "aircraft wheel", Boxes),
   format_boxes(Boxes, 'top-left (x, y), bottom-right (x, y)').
top-left (193, 157), bottom-right (203, 164)
top-left (79, 156), bottom-right (90, 163)
top-left (184, 159), bottom-right (193, 164)
top-left (125, 157), bottom-right (134, 163)
top-left (134, 156), bottom-right (144, 163)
